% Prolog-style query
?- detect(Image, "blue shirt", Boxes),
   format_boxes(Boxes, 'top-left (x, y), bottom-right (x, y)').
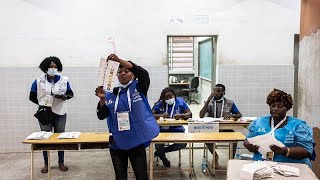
top-left (246, 115), bottom-right (315, 167)
top-left (153, 97), bottom-right (190, 132)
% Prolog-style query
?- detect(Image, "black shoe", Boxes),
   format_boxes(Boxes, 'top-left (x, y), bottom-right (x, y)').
top-left (154, 151), bottom-right (170, 167)
top-left (161, 157), bottom-right (170, 167)
top-left (154, 151), bottom-right (159, 157)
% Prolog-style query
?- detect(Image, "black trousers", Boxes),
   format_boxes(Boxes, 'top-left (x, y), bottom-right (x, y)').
top-left (110, 144), bottom-right (149, 180)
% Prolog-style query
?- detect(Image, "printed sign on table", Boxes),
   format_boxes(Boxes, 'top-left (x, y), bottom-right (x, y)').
top-left (188, 122), bottom-right (219, 133)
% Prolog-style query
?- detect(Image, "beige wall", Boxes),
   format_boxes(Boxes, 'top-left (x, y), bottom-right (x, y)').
top-left (300, 0), bottom-right (320, 39)
top-left (298, 0), bottom-right (320, 127)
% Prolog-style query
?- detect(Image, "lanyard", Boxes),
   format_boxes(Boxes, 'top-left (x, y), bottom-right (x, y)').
top-left (213, 98), bottom-right (224, 118)
top-left (270, 116), bottom-right (286, 136)
top-left (165, 101), bottom-right (176, 118)
top-left (114, 88), bottom-right (131, 114)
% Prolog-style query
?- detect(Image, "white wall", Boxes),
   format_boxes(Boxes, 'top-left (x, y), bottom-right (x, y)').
top-left (0, 0), bottom-right (300, 67)
top-left (298, 29), bottom-right (320, 128)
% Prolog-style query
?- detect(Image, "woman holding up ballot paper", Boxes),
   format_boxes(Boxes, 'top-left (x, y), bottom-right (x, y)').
top-left (244, 89), bottom-right (316, 167)
top-left (96, 54), bottom-right (159, 180)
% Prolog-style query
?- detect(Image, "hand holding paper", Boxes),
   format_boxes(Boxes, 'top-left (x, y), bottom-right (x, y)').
top-left (247, 133), bottom-right (285, 159)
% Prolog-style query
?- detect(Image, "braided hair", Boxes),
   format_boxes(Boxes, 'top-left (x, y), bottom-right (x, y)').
top-left (266, 88), bottom-right (293, 110)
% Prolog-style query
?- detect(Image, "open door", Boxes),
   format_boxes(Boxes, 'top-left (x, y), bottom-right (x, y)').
top-left (198, 37), bottom-right (216, 103)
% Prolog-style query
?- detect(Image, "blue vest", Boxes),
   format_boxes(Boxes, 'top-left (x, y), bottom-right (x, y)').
top-left (105, 80), bottom-right (160, 150)
top-left (155, 98), bottom-right (187, 132)
top-left (251, 116), bottom-right (313, 167)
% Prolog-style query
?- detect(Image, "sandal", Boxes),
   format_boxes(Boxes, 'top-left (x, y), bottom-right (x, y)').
top-left (59, 163), bottom-right (68, 171)
top-left (41, 165), bottom-right (48, 173)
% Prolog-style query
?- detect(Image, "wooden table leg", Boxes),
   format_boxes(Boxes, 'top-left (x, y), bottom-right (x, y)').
top-left (149, 143), bottom-right (153, 180)
top-left (31, 145), bottom-right (34, 180)
top-left (189, 143), bottom-right (192, 176)
top-left (48, 151), bottom-right (51, 180)
top-left (229, 143), bottom-right (234, 159)
top-left (211, 143), bottom-right (216, 175)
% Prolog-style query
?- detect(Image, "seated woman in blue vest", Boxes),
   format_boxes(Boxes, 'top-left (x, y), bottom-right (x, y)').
top-left (96, 54), bottom-right (159, 180)
top-left (152, 87), bottom-right (192, 167)
top-left (244, 88), bottom-right (316, 167)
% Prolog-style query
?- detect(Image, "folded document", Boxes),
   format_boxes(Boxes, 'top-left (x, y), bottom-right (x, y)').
top-left (26, 131), bottom-right (53, 140)
top-left (240, 161), bottom-right (300, 180)
top-left (273, 164), bottom-right (299, 177)
top-left (57, 132), bottom-right (81, 139)
top-left (240, 161), bottom-right (275, 180)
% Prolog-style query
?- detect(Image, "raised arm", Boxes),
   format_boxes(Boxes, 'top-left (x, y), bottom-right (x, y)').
top-left (199, 93), bottom-right (215, 118)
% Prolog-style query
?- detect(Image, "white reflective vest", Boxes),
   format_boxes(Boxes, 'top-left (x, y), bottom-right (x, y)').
top-left (36, 74), bottom-right (68, 115)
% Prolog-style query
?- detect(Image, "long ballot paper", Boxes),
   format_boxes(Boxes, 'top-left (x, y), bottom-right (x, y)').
top-left (247, 133), bottom-right (285, 159)
top-left (97, 58), bottom-right (120, 92)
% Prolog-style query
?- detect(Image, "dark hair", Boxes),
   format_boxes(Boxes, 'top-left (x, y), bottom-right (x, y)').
top-left (39, 56), bottom-right (63, 73)
top-left (156, 87), bottom-right (176, 109)
top-left (215, 84), bottom-right (225, 92)
top-left (266, 88), bottom-right (293, 110)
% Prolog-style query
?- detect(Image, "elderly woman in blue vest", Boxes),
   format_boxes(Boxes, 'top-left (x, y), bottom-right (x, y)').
top-left (29, 56), bottom-right (73, 173)
top-left (152, 87), bottom-right (192, 167)
top-left (199, 84), bottom-right (242, 168)
top-left (244, 89), bottom-right (315, 167)
top-left (96, 54), bottom-right (159, 180)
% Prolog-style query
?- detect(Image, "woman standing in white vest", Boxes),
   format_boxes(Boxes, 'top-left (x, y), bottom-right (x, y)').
top-left (29, 56), bottom-right (74, 173)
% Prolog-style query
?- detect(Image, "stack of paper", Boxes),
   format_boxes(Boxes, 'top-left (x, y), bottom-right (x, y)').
top-left (26, 131), bottom-right (53, 140)
top-left (57, 132), bottom-right (81, 139)
top-left (240, 161), bottom-right (275, 180)
top-left (239, 117), bottom-right (257, 122)
top-left (273, 165), bottom-right (299, 177)
top-left (192, 117), bottom-right (223, 122)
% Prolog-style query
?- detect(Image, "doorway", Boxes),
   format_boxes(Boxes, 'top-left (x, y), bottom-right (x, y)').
top-left (167, 35), bottom-right (217, 104)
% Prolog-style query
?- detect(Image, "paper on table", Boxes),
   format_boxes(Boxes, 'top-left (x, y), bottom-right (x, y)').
top-left (239, 117), bottom-right (257, 122)
top-left (58, 132), bottom-right (81, 139)
top-left (192, 117), bottom-right (223, 122)
top-left (26, 131), bottom-right (53, 140)
top-left (240, 161), bottom-right (274, 180)
top-left (273, 164), bottom-right (300, 177)
top-left (247, 133), bottom-right (285, 159)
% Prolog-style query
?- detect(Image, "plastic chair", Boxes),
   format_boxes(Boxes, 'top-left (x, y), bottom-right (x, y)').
top-left (182, 77), bottom-right (199, 104)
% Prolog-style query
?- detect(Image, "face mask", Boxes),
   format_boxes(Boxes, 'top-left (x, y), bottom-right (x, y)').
top-left (165, 98), bottom-right (175, 105)
top-left (119, 79), bottom-right (134, 88)
top-left (47, 68), bottom-right (58, 76)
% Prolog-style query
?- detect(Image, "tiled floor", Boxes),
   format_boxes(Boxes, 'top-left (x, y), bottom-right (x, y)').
top-left (1, 147), bottom-right (234, 180)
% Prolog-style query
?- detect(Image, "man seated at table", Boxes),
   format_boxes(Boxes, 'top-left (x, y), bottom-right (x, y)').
top-left (199, 84), bottom-right (242, 168)
top-left (152, 87), bottom-right (192, 167)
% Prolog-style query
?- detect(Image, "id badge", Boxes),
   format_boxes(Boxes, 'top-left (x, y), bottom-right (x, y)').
top-left (44, 95), bottom-right (53, 107)
top-left (266, 151), bottom-right (274, 161)
top-left (117, 112), bottom-right (130, 131)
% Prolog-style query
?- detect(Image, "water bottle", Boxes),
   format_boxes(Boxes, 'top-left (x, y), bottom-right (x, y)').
top-left (234, 147), bottom-right (241, 159)
top-left (201, 156), bottom-right (207, 173)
